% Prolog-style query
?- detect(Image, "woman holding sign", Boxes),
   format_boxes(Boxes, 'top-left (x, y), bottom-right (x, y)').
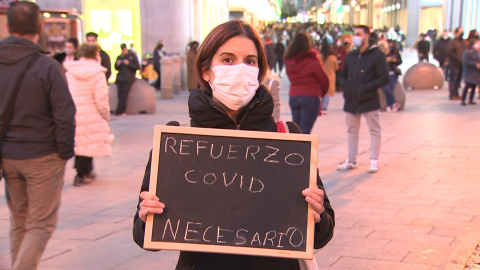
top-left (133, 20), bottom-right (335, 270)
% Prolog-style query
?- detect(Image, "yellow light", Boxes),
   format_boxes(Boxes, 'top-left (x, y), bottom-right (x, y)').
top-left (60, 14), bottom-right (67, 18)
top-left (43, 12), bottom-right (51, 18)
top-left (351, 0), bottom-right (356, 7)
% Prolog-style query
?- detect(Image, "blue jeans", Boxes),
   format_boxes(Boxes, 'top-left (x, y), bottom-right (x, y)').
top-left (289, 96), bottom-right (320, 134)
top-left (381, 73), bottom-right (398, 107)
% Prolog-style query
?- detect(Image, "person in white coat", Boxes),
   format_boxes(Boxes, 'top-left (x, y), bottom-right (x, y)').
top-left (64, 43), bottom-right (113, 186)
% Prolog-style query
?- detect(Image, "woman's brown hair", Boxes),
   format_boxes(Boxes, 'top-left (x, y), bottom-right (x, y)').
top-left (195, 20), bottom-right (267, 90)
top-left (284, 32), bottom-right (312, 60)
top-left (78, 43), bottom-right (100, 60)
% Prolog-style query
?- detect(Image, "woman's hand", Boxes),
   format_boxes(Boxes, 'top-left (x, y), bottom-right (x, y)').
top-left (138, 191), bottom-right (165, 222)
top-left (302, 187), bottom-right (325, 223)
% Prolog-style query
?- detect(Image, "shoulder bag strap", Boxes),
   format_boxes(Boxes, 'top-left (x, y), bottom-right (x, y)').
top-left (0, 53), bottom-right (41, 149)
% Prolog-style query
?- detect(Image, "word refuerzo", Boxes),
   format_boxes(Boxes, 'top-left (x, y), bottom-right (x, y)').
top-left (163, 136), bottom-right (306, 193)
top-left (163, 136), bottom-right (305, 166)
top-left (161, 218), bottom-right (305, 249)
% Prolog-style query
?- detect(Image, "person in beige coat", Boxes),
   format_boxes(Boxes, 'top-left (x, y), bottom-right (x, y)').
top-left (186, 41), bottom-right (199, 90)
top-left (319, 39), bottom-right (338, 114)
top-left (64, 43), bottom-right (113, 186)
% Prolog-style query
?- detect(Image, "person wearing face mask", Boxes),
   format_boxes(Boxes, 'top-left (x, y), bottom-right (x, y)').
top-left (52, 37), bottom-right (79, 64)
top-left (337, 25), bottom-right (389, 173)
top-left (460, 37), bottom-right (480, 106)
top-left (132, 20), bottom-right (335, 270)
top-left (63, 43), bottom-right (112, 186)
top-left (284, 32), bottom-right (329, 134)
top-left (433, 31), bottom-right (451, 79)
top-left (447, 27), bottom-right (467, 100)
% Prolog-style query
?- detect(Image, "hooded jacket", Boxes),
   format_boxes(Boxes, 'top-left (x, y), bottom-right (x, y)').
top-left (285, 49), bottom-right (329, 97)
top-left (64, 59), bottom-right (112, 157)
top-left (338, 45), bottom-right (389, 114)
top-left (133, 86), bottom-right (335, 270)
top-left (0, 36), bottom-right (75, 160)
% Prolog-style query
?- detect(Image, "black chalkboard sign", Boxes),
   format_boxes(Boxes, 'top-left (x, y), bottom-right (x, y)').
top-left (144, 125), bottom-right (319, 259)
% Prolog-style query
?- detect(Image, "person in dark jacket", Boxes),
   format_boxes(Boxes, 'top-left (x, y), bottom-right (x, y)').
top-left (433, 31), bottom-right (451, 79)
top-left (132, 20), bottom-right (335, 270)
top-left (0, 2), bottom-right (76, 269)
top-left (86, 32), bottom-right (112, 82)
top-left (153, 40), bottom-right (165, 90)
top-left (264, 34), bottom-right (276, 71)
top-left (380, 39), bottom-right (402, 112)
top-left (447, 27), bottom-right (467, 100)
top-left (285, 32), bottom-right (329, 134)
top-left (416, 33), bottom-right (431, 62)
top-left (114, 43), bottom-right (140, 115)
top-left (337, 25), bottom-right (389, 173)
top-left (460, 37), bottom-right (480, 106)
top-left (274, 37), bottom-right (285, 76)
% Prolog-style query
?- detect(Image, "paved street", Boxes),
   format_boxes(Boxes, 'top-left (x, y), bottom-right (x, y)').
top-left (1, 48), bottom-right (480, 270)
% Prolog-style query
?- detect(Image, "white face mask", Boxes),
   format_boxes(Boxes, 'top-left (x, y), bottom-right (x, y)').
top-left (353, 36), bottom-right (363, 48)
top-left (209, 64), bottom-right (259, 111)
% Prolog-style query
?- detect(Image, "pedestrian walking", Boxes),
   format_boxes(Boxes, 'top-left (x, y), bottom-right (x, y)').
top-left (86, 32), bottom-right (112, 82)
top-left (380, 39), bottom-right (402, 112)
top-left (433, 31), bottom-right (451, 79)
top-left (448, 27), bottom-right (467, 100)
top-left (186, 41), bottom-right (199, 91)
top-left (64, 43), bottom-right (113, 186)
top-left (319, 38), bottom-right (338, 115)
top-left (285, 32), bottom-right (329, 134)
top-left (460, 37), bottom-right (480, 106)
top-left (133, 20), bottom-right (335, 270)
top-left (274, 37), bottom-right (285, 76)
top-left (264, 34), bottom-right (276, 71)
top-left (337, 25), bottom-right (389, 173)
top-left (114, 43), bottom-right (140, 116)
top-left (0, 2), bottom-right (76, 269)
top-left (415, 33), bottom-right (431, 62)
top-left (153, 40), bottom-right (165, 90)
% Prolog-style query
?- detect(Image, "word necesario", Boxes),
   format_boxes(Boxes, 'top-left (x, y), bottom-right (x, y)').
top-left (163, 136), bottom-right (306, 193)
top-left (159, 218), bottom-right (305, 249)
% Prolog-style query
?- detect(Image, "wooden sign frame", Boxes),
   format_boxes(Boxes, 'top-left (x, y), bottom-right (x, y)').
top-left (144, 125), bottom-right (319, 259)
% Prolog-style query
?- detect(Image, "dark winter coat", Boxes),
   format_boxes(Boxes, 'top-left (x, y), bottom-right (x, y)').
top-left (133, 86), bottom-right (335, 270)
top-left (114, 50), bottom-right (140, 83)
top-left (0, 36), bottom-right (76, 160)
top-left (338, 45), bottom-right (390, 114)
top-left (462, 49), bottom-right (480, 84)
top-left (448, 37), bottom-right (467, 67)
top-left (433, 38), bottom-right (450, 64)
top-left (285, 49), bottom-right (329, 97)
top-left (100, 50), bottom-right (112, 81)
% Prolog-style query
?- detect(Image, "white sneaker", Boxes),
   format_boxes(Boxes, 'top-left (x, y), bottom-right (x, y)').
top-left (369, 159), bottom-right (379, 173)
top-left (337, 159), bottom-right (357, 171)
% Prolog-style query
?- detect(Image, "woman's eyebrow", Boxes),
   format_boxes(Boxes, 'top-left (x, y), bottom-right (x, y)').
top-left (218, 52), bottom-right (236, 57)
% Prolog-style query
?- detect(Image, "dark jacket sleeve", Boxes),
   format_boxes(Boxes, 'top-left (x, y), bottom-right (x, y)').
top-left (314, 62), bottom-right (329, 97)
top-left (100, 50), bottom-right (112, 80)
top-left (364, 52), bottom-right (389, 92)
top-left (49, 61), bottom-right (76, 160)
top-left (338, 54), bottom-right (349, 88)
top-left (133, 151), bottom-right (154, 248)
top-left (286, 122), bottom-right (335, 249)
top-left (128, 53), bottom-right (140, 71)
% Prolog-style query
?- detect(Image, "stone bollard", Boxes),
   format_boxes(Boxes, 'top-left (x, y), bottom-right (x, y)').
top-left (377, 81), bottom-right (406, 111)
top-left (109, 78), bottom-right (156, 114)
top-left (180, 55), bottom-right (186, 91)
top-left (160, 57), bottom-right (173, 99)
top-left (403, 62), bottom-right (444, 90)
top-left (171, 55), bottom-right (182, 94)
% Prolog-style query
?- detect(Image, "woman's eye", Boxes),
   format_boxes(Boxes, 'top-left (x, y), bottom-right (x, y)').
top-left (222, 58), bottom-right (233, 63)
top-left (246, 60), bottom-right (257, 66)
